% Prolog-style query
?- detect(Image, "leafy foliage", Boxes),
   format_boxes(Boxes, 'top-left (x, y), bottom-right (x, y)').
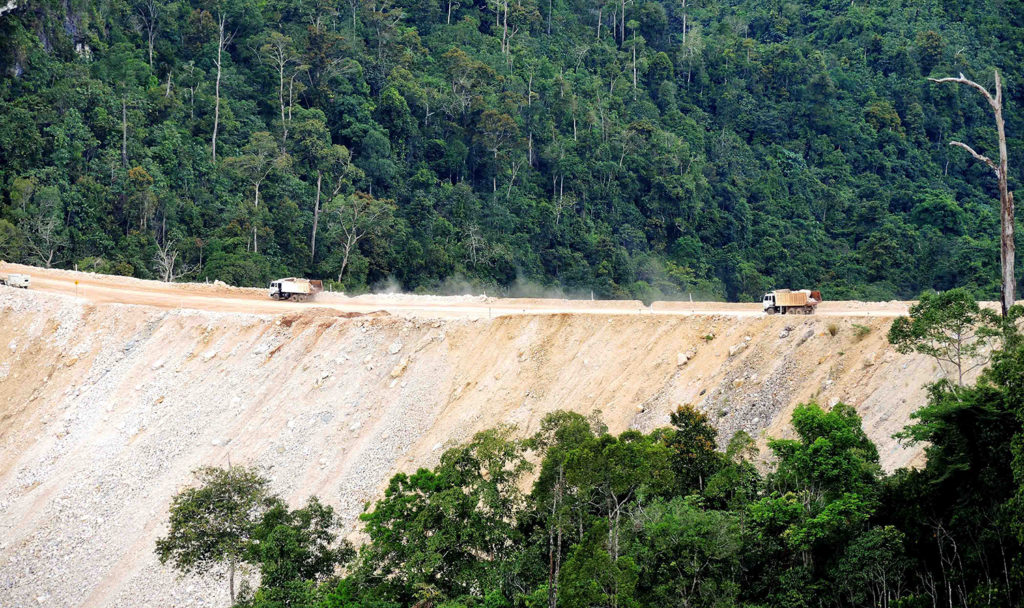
top-left (153, 292), bottom-right (1024, 608)
top-left (1, 0), bottom-right (1021, 299)
top-left (888, 288), bottom-right (1002, 384)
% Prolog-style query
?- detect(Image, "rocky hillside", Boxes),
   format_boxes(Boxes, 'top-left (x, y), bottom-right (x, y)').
top-left (0, 288), bottom-right (942, 606)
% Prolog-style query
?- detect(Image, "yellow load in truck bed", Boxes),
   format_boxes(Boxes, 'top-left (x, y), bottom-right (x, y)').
top-left (773, 289), bottom-right (821, 307)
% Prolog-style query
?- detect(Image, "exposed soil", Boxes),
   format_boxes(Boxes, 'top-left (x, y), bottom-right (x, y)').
top-left (0, 264), bottom-right (962, 607)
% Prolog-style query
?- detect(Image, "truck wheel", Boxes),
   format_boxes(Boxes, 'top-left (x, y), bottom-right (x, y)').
top-left (766, 307), bottom-right (777, 315)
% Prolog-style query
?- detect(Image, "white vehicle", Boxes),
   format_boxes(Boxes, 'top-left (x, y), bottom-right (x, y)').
top-left (269, 277), bottom-right (323, 302)
top-left (0, 273), bottom-right (30, 289)
top-left (762, 289), bottom-right (821, 315)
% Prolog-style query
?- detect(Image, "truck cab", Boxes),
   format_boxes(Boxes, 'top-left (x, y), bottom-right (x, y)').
top-left (761, 292), bottom-right (776, 313)
top-left (0, 273), bottom-right (30, 289)
top-left (269, 279), bottom-right (285, 299)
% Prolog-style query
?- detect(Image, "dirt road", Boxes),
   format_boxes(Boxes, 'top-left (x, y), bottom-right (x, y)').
top-left (0, 262), bottom-right (911, 317)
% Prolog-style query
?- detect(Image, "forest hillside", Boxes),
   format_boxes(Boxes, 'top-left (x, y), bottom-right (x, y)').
top-left (0, 0), bottom-right (1021, 300)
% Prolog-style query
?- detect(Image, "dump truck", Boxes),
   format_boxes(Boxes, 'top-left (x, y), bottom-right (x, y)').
top-left (762, 289), bottom-right (821, 315)
top-left (269, 277), bottom-right (323, 302)
top-left (0, 273), bottom-right (30, 289)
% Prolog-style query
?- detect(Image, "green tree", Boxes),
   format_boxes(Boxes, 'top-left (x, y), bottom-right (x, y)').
top-left (358, 426), bottom-right (530, 602)
top-left (663, 404), bottom-right (721, 494)
top-left (324, 191), bottom-right (396, 284)
top-left (155, 465), bottom-right (278, 604)
top-left (888, 288), bottom-right (1002, 386)
top-left (224, 132), bottom-right (292, 254)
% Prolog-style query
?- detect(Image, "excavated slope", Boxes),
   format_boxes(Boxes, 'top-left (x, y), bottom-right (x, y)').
top-left (0, 287), bottom-right (941, 607)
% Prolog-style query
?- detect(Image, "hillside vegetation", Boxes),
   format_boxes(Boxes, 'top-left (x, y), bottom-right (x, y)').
top-left (0, 0), bottom-right (1021, 299)
top-left (161, 302), bottom-right (1024, 608)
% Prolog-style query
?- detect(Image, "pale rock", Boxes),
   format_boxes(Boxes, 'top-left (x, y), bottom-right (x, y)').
top-left (388, 341), bottom-right (404, 355)
top-left (390, 358), bottom-right (408, 378)
top-left (728, 342), bottom-right (747, 357)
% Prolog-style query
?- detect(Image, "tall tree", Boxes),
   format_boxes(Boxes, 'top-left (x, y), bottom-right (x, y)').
top-left (155, 465), bottom-right (278, 604)
top-left (211, 5), bottom-right (236, 163)
top-left (224, 131), bottom-right (291, 253)
top-left (259, 32), bottom-right (300, 150)
top-left (325, 191), bottom-right (395, 282)
top-left (929, 71), bottom-right (1015, 316)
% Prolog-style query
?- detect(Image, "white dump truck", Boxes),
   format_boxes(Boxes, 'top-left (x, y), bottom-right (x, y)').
top-left (762, 289), bottom-right (821, 315)
top-left (0, 273), bottom-right (30, 289)
top-left (269, 277), bottom-right (323, 302)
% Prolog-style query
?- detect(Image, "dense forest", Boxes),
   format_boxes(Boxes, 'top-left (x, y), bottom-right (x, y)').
top-left (156, 292), bottom-right (1024, 607)
top-left (0, 0), bottom-right (1021, 300)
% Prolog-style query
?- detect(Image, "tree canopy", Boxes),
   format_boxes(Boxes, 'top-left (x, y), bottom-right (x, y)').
top-left (1, 0), bottom-right (1021, 299)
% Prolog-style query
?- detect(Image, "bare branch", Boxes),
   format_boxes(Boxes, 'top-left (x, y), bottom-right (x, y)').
top-left (928, 75), bottom-right (997, 109)
top-left (949, 141), bottom-right (999, 176)
top-left (154, 239), bottom-right (198, 282)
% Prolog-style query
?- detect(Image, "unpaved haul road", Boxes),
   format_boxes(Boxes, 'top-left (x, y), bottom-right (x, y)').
top-left (0, 262), bottom-right (911, 318)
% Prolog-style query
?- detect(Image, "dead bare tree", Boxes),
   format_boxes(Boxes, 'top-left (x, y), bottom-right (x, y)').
top-left (211, 10), bottom-right (236, 163)
top-left (930, 70), bottom-right (1015, 316)
top-left (134, 0), bottom-right (159, 67)
top-left (24, 213), bottom-right (67, 268)
top-left (259, 32), bottom-right (299, 150)
top-left (154, 239), bottom-right (198, 282)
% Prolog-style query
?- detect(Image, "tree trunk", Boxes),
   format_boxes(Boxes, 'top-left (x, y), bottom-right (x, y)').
top-left (229, 559), bottom-right (236, 604)
top-left (212, 15), bottom-right (228, 163)
top-left (681, 0), bottom-right (686, 44)
top-left (311, 172), bottom-right (322, 260)
top-left (121, 98), bottom-right (128, 167)
top-left (620, 0), bottom-right (625, 41)
top-left (278, 62), bottom-right (287, 148)
top-left (632, 40), bottom-right (637, 90)
top-left (501, 0), bottom-right (509, 54)
top-left (995, 98), bottom-right (1015, 316)
top-left (930, 71), bottom-right (1015, 316)
top-left (253, 181), bottom-right (260, 254)
top-left (338, 239), bottom-right (354, 282)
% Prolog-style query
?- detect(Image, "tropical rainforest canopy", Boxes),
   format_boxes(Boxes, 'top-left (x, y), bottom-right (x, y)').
top-left (0, 0), bottom-right (1020, 300)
